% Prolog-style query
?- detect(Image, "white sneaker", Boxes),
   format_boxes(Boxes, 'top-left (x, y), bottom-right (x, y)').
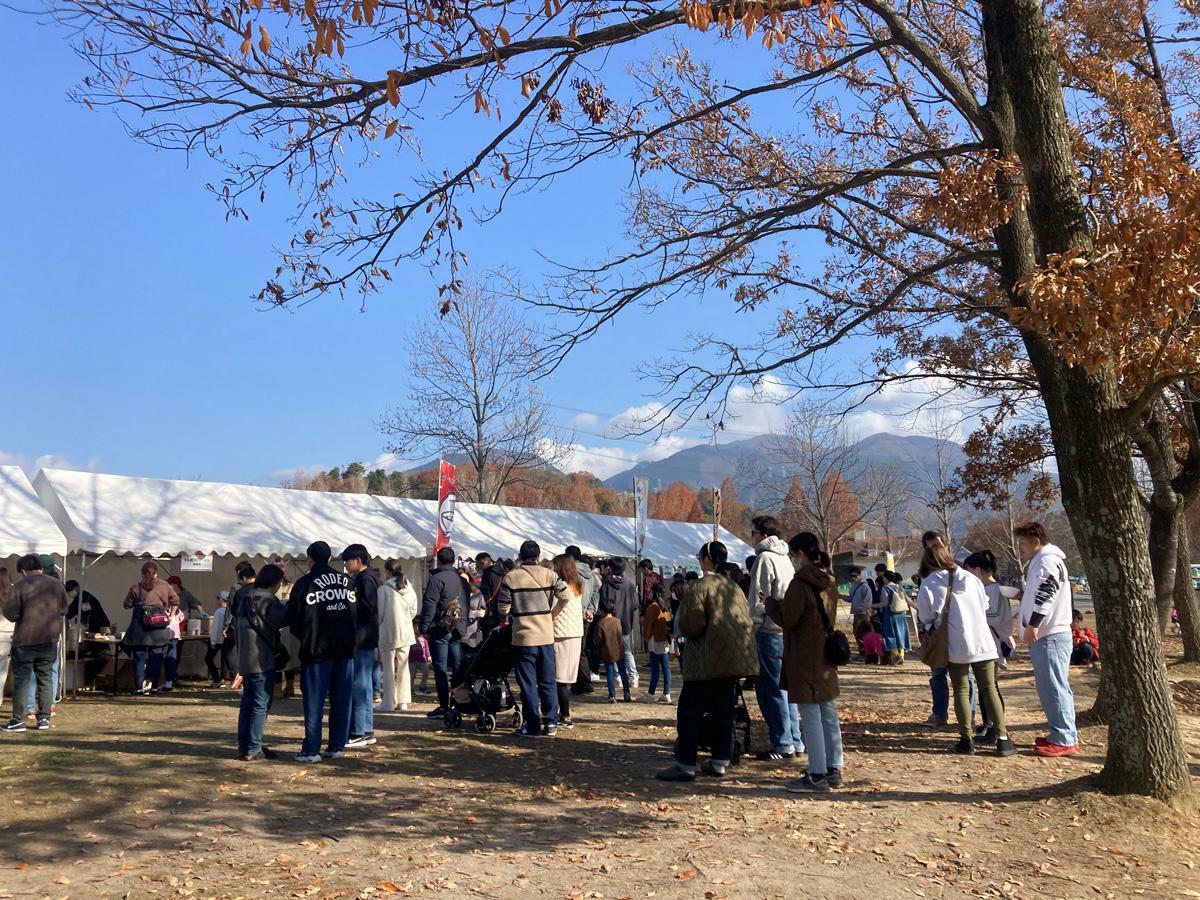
top-left (294, 753), bottom-right (321, 764)
top-left (399, 703), bottom-right (409, 711)
top-left (589, 673), bottom-right (601, 683)
top-left (659, 694), bottom-right (673, 704)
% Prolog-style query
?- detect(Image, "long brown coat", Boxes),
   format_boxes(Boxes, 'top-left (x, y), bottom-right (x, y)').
top-left (775, 562), bottom-right (840, 704)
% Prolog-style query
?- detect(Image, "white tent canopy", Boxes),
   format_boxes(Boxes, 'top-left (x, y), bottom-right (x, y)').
top-left (31, 468), bottom-right (753, 566)
top-left (0, 465), bottom-right (68, 557)
top-left (33, 469), bottom-right (427, 559)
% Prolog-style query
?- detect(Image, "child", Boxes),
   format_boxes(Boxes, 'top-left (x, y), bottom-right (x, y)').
top-left (593, 603), bottom-right (630, 703)
top-left (1070, 609), bottom-right (1100, 667)
top-left (862, 623), bottom-right (885, 665)
top-left (409, 634), bottom-right (432, 694)
top-left (641, 582), bottom-right (673, 703)
top-left (206, 594), bottom-right (230, 687)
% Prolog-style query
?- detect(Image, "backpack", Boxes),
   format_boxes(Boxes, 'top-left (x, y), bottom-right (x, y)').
top-left (439, 598), bottom-right (462, 633)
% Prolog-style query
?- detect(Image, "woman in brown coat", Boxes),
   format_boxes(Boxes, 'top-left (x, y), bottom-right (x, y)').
top-left (769, 532), bottom-right (845, 794)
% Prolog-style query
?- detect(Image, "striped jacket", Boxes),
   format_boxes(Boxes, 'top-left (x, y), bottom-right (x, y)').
top-left (497, 563), bottom-right (569, 647)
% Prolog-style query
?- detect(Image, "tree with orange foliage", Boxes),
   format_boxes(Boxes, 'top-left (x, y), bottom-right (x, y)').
top-left (651, 481), bottom-right (706, 523)
top-left (57, 0), bottom-right (1196, 805)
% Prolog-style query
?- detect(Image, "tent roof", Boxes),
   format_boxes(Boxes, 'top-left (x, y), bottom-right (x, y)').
top-left (32, 468), bottom-right (751, 565)
top-left (0, 466), bottom-right (68, 557)
top-left (33, 469), bottom-right (427, 558)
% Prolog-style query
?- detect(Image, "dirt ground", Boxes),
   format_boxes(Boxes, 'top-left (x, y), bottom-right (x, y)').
top-left (2, 642), bottom-right (1198, 900)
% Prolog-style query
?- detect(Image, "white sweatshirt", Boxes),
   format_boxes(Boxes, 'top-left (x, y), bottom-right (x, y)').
top-left (1018, 544), bottom-right (1072, 641)
top-left (917, 567), bottom-right (998, 665)
top-left (748, 536), bottom-right (794, 635)
top-left (984, 581), bottom-right (1019, 658)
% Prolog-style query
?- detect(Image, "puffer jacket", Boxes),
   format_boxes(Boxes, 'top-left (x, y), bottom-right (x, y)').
top-left (775, 562), bottom-right (840, 704)
top-left (678, 572), bottom-right (758, 682)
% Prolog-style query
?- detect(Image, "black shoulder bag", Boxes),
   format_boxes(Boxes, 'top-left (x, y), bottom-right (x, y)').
top-left (815, 589), bottom-right (852, 667)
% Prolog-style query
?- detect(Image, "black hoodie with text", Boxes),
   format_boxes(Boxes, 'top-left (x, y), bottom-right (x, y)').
top-left (287, 562), bottom-right (357, 663)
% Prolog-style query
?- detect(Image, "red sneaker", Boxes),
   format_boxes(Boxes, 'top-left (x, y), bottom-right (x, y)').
top-left (1034, 742), bottom-right (1079, 758)
top-left (1034, 736), bottom-right (1050, 747)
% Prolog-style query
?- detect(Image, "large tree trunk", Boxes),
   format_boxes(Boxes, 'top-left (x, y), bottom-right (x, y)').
top-left (1175, 516), bottom-right (1200, 662)
top-left (984, 0), bottom-right (1194, 809)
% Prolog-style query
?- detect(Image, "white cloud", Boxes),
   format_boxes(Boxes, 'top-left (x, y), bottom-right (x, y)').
top-left (842, 366), bottom-right (981, 442)
top-left (571, 412), bottom-right (599, 430)
top-left (0, 451), bottom-right (100, 477)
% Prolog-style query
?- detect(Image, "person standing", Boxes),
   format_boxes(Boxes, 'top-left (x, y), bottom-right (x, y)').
top-left (0, 569), bottom-right (14, 707)
top-left (641, 582), bottom-right (672, 703)
top-left (1014, 521), bottom-right (1078, 757)
top-left (550, 553), bottom-right (585, 728)
top-left (161, 592), bottom-right (187, 692)
top-left (657, 541), bottom-right (758, 782)
top-left (342, 544), bottom-right (381, 749)
top-left (122, 561), bottom-right (178, 695)
top-left (594, 603), bottom-right (629, 702)
top-left (916, 540), bottom-right (1015, 757)
top-left (771, 533), bottom-right (844, 793)
top-left (566, 546), bottom-right (600, 687)
top-left (963, 550), bottom-right (1017, 741)
top-left (747, 515), bottom-right (803, 762)
top-left (418, 546), bottom-right (469, 719)
top-left (233, 564), bottom-right (289, 760)
top-left (377, 559), bottom-right (418, 712)
top-left (879, 571), bottom-right (911, 665)
top-left (847, 567), bottom-right (873, 656)
top-left (600, 559), bottom-right (640, 691)
top-left (206, 593), bottom-right (234, 687)
top-left (288, 541), bottom-right (357, 763)
top-left (498, 541), bottom-right (569, 737)
top-left (639, 558), bottom-right (662, 612)
top-left (167, 576), bottom-right (202, 619)
top-left (1, 556), bottom-right (69, 732)
top-left (475, 553), bottom-right (504, 641)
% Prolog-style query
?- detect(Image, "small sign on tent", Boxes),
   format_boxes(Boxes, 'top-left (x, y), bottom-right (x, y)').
top-left (180, 553), bottom-right (213, 573)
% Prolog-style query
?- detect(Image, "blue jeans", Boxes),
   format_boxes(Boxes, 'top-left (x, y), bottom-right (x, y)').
top-left (23, 645), bottom-right (59, 713)
top-left (605, 659), bottom-right (630, 698)
top-left (300, 658), bottom-right (353, 756)
top-left (237, 671), bottom-right (274, 756)
top-left (372, 658), bottom-right (383, 696)
top-left (621, 633), bottom-right (637, 683)
top-left (648, 652), bottom-right (671, 696)
top-left (1029, 631), bottom-right (1078, 746)
top-left (797, 700), bottom-right (844, 776)
top-left (350, 648), bottom-right (376, 737)
top-left (429, 630), bottom-right (462, 710)
top-left (164, 639), bottom-right (179, 685)
top-left (11, 644), bottom-right (56, 719)
top-left (513, 643), bottom-right (558, 729)
top-left (132, 646), bottom-right (165, 692)
top-left (755, 631), bottom-right (803, 753)
top-left (930, 666), bottom-right (975, 720)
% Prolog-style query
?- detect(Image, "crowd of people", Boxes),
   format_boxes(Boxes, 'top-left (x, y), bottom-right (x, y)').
top-left (0, 515), bottom-right (1086, 787)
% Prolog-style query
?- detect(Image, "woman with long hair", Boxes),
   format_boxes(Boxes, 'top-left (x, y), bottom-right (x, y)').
top-left (916, 541), bottom-right (1015, 757)
top-left (377, 559), bottom-right (419, 712)
top-left (963, 549), bottom-right (1020, 744)
top-left (771, 532), bottom-right (845, 793)
top-left (551, 553), bottom-right (585, 728)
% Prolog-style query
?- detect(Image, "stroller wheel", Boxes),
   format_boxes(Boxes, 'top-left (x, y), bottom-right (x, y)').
top-left (731, 738), bottom-right (744, 766)
top-left (475, 713), bottom-right (497, 734)
top-left (511, 708), bottom-right (523, 730)
top-left (444, 708), bottom-right (463, 728)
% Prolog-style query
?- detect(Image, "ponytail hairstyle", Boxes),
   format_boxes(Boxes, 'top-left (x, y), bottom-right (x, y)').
top-left (962, 549), bottom-right (997, 575)
top-left (921, 533), bottom-right (958, 573)
top-left (384, 558), bottom-right (409, 591)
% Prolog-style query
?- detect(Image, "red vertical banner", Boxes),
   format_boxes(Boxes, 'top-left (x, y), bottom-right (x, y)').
top-left (434, 460), bottom-right (457, 553)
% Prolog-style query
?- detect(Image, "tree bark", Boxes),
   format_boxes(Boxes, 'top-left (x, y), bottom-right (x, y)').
top-left (1175, 515), bottom-right (1200, 661)
top-left (983, 0), bottom-right (1194, 809)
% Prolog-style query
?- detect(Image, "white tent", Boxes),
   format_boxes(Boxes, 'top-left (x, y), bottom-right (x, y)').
top-left (0, 465), bottom-right (68, 557)
top-left (33, 469), bottom-right (427, 559)
top-left (32, 467), bottom-right (752, 567)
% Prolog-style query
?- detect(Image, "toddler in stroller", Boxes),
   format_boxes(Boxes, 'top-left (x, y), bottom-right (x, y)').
top-left (444, 624), bottom-right (523, 733)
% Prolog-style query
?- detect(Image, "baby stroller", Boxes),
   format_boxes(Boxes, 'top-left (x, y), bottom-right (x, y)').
top-left (443, 624), bottom-right (523, 734)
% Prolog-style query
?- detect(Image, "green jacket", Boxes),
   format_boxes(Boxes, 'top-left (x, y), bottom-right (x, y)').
top-left (678, 573), bottom-right (759, 682)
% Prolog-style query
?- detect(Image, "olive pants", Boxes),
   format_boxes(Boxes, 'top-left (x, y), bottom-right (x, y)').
top-left (949, 659), bottom-right (1005, 740)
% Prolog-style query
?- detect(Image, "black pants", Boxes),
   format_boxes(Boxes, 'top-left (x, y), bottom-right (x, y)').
top-left (206, 641), bottom-right (235, 682)
top-left (675, 677), bottom-right (738, 767)
top-left (1070, 643), bottom-right (1097, 665)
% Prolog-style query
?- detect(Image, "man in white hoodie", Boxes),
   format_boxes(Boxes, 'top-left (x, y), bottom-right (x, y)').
top-left (747, 516), bottom-right (804, 761)
top-left (1015, 521), bottom-right (1078, 757)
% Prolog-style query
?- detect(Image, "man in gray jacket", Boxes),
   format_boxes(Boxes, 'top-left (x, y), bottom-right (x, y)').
top-left (2, 555), bottom-right (69, 732)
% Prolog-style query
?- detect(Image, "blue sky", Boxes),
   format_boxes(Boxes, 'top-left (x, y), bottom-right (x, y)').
top-left (0, 16), bottom-right (942, 486)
